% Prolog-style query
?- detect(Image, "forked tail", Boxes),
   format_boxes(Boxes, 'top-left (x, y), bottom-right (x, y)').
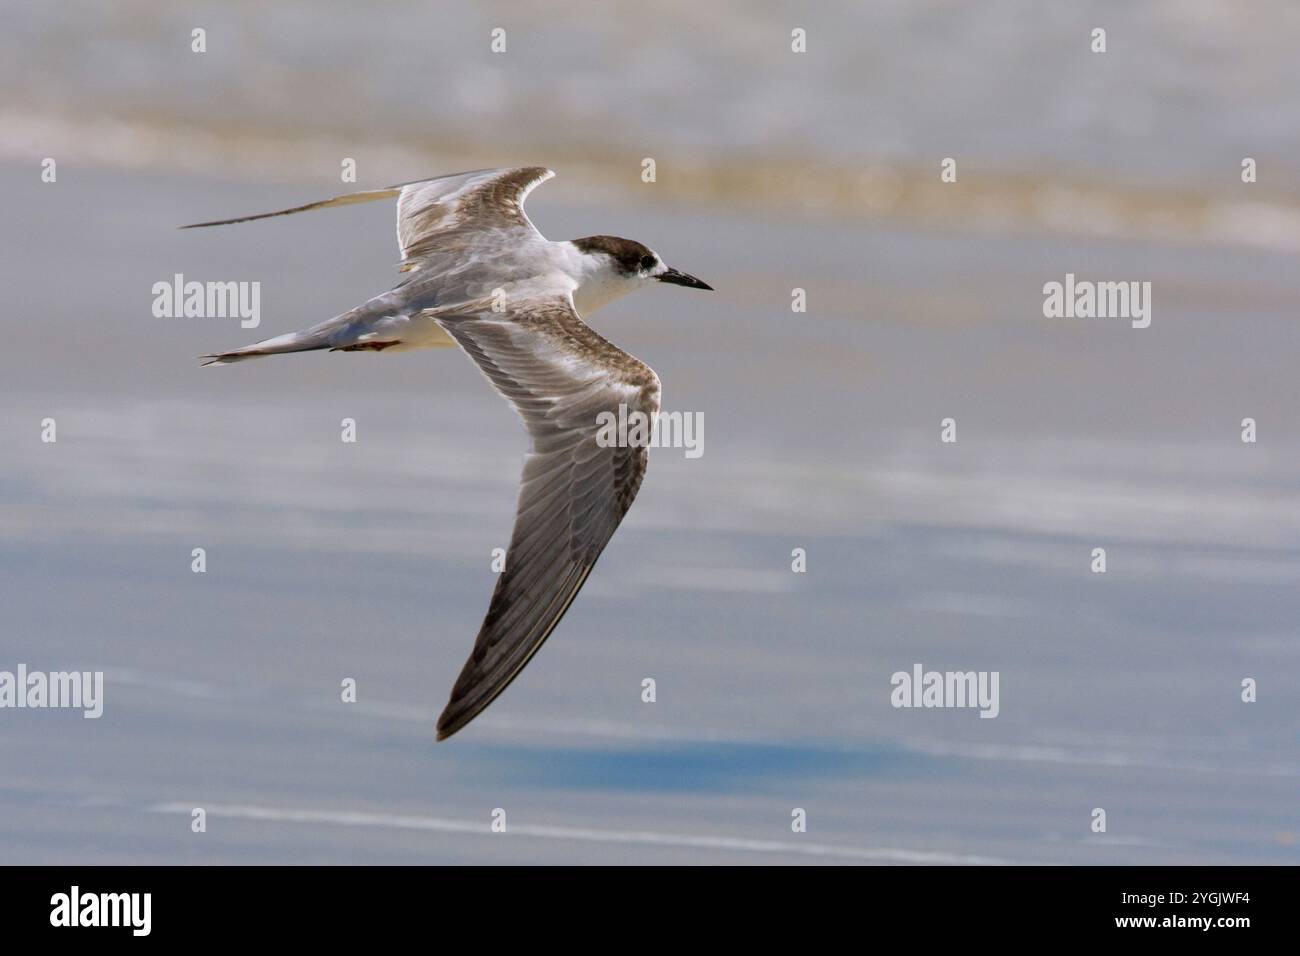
top-left (201, 330), bottom-right (337, 366)
top-left (201, 293), bottom-right (493, 366)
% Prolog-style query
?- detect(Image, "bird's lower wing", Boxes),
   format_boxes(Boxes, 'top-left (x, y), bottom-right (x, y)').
top-left (433, 300), bottom-right (661, 740)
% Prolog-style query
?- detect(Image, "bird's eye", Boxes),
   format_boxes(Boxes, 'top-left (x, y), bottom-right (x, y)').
top-left (639, 255), bottom-right (656, 271)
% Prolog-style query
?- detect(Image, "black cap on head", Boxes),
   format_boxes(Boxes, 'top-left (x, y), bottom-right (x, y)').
top-left (571, 235), bottom-right (712, 290)
top-left (571, 235), bottom-right (656, 274)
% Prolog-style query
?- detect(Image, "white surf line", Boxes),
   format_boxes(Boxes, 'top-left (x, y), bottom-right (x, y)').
top-left (905, 738), bottom-right (1300, 779)
top-left (147, 801), bottom-right (1012, 865)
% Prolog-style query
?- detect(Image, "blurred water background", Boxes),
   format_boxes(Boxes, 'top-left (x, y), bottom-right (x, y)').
top-left (0, 0), bottom-right (1297, 863)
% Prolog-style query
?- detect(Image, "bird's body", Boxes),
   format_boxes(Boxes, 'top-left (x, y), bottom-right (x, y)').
top-left (185, 166), bottom-right (711, 740)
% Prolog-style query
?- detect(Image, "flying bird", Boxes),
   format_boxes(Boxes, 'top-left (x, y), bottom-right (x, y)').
top-left (183, 167), bottom-right (712, 740)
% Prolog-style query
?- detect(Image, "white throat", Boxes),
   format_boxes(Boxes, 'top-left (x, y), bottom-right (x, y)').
top-left (557, 242), bottom-right (639, 316)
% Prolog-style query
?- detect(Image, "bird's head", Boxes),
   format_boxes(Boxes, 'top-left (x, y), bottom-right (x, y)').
top-left (568, 235), bottom-right (712, 315)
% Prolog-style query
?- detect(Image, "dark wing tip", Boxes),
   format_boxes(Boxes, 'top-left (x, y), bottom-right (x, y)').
top-left (180, 217), bottom-right (242, 229)
top-left (433, 563), bottom-right (596, 743)
top-left (178, 188), bottom-right (404, 231)
top-left (436, 693), bottom-right (494, 740)
top-left (179, 212), bottom-right (274, 229)
top-left (435, 686), bottom-right (486, 741)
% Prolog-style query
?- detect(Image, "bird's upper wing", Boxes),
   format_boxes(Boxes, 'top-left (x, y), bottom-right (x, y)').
top-left (393, 167), bottom-right (553, 271)
top-left (181, 166), bottom-right (555, 271)
top-left (433, 296), bottom-right (661, 740)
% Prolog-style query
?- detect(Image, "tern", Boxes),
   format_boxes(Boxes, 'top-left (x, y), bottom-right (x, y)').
top-left (183, 167), bottom-right (712, 740)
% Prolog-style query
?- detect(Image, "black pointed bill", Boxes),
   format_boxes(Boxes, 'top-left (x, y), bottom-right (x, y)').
top-left (657, 267), bottom-right (713, 291)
